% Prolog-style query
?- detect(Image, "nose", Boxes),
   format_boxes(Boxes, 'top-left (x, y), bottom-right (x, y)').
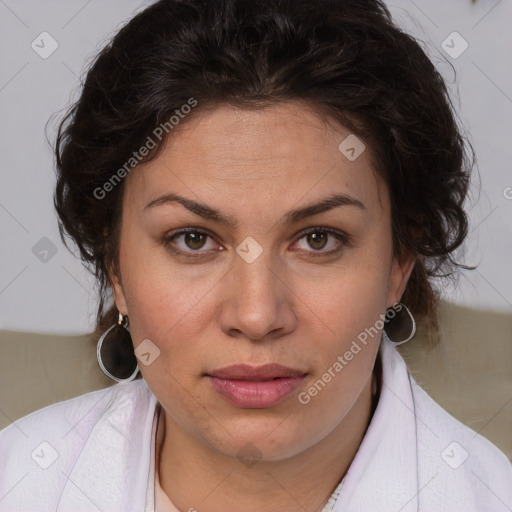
top-left (217, 250), bottom-right (297, 342)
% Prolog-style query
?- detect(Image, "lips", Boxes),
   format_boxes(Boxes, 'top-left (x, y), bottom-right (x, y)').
top-left (207, 363), bottom-right (306, 381)
top-left (206, 364), bottom-right (307, 408)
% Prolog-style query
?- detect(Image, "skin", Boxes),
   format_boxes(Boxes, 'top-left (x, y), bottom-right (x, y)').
top-left (110, 101), bottom-right (415, 511)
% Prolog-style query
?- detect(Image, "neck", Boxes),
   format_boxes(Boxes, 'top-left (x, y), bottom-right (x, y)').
top-left (156, 371), bottom-right (379, 512)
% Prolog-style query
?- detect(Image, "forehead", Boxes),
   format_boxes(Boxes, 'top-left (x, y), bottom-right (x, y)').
top-left (124, 101), bottom-right (386, 218)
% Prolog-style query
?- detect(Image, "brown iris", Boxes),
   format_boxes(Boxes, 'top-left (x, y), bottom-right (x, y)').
top-left (307, 232), bottom-right (328, 250)
top-left (185, 232), bottom-right (207, 250)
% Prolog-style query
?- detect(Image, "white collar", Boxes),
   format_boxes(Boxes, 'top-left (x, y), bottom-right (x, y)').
top-left (332, 339), bottom-right (419, 511)
top-left (144, 404), bottom-right (159, 512)
top-left (56, 380), bottom-right (158, 511)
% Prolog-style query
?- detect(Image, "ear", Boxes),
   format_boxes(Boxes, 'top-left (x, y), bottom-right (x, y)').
top-left (387, 251), bottom-right (416, 307)
top-left (107, 262), bottom-right (129, 316)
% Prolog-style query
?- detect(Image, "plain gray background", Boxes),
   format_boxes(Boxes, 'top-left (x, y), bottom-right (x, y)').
top-left (0, 0), bottom-right (511, 334)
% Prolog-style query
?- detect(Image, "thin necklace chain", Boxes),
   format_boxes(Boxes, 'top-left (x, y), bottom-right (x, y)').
top-left (322, 366), bottom-right (381, 511)
top-left (320, 476), bottom-right (345, 511)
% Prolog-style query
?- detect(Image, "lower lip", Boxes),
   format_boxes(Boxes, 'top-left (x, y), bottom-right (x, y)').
top-left (207, 375), bottom-right (307, 408)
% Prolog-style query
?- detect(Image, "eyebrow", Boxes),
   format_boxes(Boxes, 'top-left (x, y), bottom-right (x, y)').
top-left (144, 192), bottom-right (366, 229)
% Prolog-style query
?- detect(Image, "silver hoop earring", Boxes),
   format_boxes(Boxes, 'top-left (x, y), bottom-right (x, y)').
top-left (383, 302), bottom-right (416, 345)
top-left (97, 313), bottom-right (140, 382)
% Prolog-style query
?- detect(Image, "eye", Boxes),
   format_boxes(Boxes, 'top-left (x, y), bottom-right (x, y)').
top-left (292, 227), bottom-right (348, 256)
top-left (163, 228), bottom-right (221, 257)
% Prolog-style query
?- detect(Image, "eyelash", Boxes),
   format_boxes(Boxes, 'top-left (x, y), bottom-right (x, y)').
top-left (162, 226), bottom-right (350, 260)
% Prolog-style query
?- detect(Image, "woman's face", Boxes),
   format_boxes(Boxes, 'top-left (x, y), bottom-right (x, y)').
top-left (111, 102), bottom-right (413, 460)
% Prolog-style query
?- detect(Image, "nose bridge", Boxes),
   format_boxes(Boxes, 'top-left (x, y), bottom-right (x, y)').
top-left (221, 238), bottom-right (293, 340)
top-left (234, 240), bottom-right (281, 305)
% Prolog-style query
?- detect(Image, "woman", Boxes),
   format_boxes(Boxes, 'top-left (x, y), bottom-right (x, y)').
top-left (1, 0), bottom-right (511, 510)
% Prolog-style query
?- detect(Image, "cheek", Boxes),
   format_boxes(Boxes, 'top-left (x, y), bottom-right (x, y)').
top-left (115, 230), bottom-right (218, 401)
top-left (293, 268), bottom-right (388, 443)
top-left (122, 268), bottom-right (214, 372)
top-left (317, 254), bottom-right (391, 337)
top-left (118, 225), bottom-right (216, 339)
top-left (303, 249), bottom-right (391, 390)
top-left (121, 267), bottom-right (213, 432)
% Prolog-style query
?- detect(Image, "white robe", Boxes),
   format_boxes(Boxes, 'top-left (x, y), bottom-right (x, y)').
top-left (1, 339), bottom-right (511, 511)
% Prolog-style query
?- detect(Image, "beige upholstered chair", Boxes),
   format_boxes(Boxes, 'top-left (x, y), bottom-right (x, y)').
top-left (397, 301), bottom-right (512, 460)
top-left (1, 300), bottom-right (510, 460)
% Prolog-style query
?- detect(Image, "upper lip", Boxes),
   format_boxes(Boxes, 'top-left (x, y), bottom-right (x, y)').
top-left (207, 363), bottom-right (307, 381)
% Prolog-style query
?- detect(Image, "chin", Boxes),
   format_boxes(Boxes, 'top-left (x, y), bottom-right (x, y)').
top-left (199, 415), bottom-right (317, 461)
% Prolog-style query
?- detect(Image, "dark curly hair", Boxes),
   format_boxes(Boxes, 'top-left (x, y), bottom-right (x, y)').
top-left (53, 0), bottom-right (473, 338)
